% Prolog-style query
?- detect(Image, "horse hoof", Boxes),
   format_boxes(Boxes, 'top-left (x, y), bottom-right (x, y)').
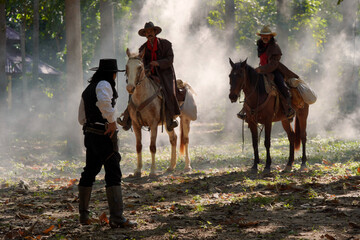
top-left (299, 165), bottom-right (308, 172)
top-left (283, 165), bottom-right (292, 173)
top-left (133, 171), bottom-right (141, 178)
top-left (149, 173), bottom-right (157, 178)
top-left (262, 168), bottom-right (271, 175)
top-left (249, 168), bottom-right (258, 174)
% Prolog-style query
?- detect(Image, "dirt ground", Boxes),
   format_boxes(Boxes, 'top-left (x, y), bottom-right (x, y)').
top-left (1, 165), bottom-right (360, 240)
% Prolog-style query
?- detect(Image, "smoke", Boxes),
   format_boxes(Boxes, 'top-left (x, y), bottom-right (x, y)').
top-left (123, 0), bottom-right (360, 144)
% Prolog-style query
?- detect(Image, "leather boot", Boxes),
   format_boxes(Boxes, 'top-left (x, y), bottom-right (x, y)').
top-left (285, 97), bottom-right (295, 121)
top-left (117, 108), bottom-right (131, 131)
top-left (78, 186), bottom-right (92, 225)
top-left (237, 107), bottom-right (246, 120)
top-left (106, 186), bottom-right (137, 228)
top-left (166, 115), bottom-right (178, 131)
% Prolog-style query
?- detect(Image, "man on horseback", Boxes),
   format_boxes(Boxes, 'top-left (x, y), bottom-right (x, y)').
top-left (238, 25), bottom-right (297, 121)
top-left (118, 21), bottom-right (180, 131)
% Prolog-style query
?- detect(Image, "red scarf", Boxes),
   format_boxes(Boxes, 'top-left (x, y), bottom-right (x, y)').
top-left (147, 37), bottom-right (158, 73)
top-left (259, 43), bottom-right (268, 66)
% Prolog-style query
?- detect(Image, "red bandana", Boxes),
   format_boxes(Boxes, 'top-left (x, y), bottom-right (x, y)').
top-left (147, 37), bottom-right (158, 73)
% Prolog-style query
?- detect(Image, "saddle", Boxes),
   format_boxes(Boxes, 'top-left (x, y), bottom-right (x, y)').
top-left (176, 79), bottom-right (197, 121)
top-left (263, 74), bottom-right (306, 110)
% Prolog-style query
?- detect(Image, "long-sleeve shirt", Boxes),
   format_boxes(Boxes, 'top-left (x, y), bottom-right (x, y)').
top-left (78, 80), bottom-right (116, 125)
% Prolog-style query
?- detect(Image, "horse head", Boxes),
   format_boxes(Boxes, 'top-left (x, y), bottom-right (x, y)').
top-left (125, 48), bottom-right (146, 94)
top-left (228, 58), bottom-right (247, 103)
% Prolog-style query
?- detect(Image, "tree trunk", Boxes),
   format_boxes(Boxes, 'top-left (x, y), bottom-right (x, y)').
top-left (225, 0), bottom-right (235, 48)
top-left (65, 0), bottom-right (83, 155)
top-left (33, 0), bottom-right (39, 88)
top-left (0, 1), bottom-right (6, 108)
top-left (339, 1), bottom-right (358, 114)
top-left (100, 0), bottom-right (115, 58)
top-left (21, 14), bottom-right (28, 104)
top-left (276, 0), bottom-right (289, 59)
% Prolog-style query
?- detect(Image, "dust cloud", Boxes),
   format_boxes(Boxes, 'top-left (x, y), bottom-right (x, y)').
top-left (123, 0), bottom-right (360, 145)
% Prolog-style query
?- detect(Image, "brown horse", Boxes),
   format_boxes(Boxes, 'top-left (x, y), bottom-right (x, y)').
top-left (125, 48), bottom-right (193, 178)
top-left (228, 58), bottom-right (309, 173)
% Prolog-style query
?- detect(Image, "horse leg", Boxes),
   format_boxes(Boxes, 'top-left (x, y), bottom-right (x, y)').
top-left (149, 124), bottom-right (158, 178)
top-left (298, 107), bottom-right (309, 171)
top-left (248, 122), bottom-right (259, 173)
top-left (133, 124), bottom-right (142, 178)
top-left (180, 117), bottom-right (192, 172)
top-left (166, 128), bottom-right (177, 172)
top-left (281, 120), bottom-right (295, 172)
top-left (263, 121), bottom-right (273, 174)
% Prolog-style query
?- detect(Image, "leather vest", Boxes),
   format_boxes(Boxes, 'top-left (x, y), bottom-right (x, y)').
top-left (82, 80), bottom-right (117, 124)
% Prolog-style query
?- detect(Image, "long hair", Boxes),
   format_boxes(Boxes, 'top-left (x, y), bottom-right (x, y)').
top-left (89, 70), bottom-right (115, 86)
top-left (89, 70), bottom-right (118, 101)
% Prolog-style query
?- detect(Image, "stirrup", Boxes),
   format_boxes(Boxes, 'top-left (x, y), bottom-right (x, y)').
top-left (237, 112), bottom-right (246, 120)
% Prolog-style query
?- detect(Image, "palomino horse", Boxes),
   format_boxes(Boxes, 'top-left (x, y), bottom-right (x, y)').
top-left (125, 48), bottom-right (193, 178)
top-left (228, 59), bottom-right (309, 173)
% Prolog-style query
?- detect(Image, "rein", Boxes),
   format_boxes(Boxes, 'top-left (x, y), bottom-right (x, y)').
top-left (127, 57), bottom-right (163, 128)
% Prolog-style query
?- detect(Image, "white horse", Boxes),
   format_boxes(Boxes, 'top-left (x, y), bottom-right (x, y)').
top-left (125, 48), bottom-right (194, 178)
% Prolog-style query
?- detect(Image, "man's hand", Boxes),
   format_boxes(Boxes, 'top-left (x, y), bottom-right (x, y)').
top-left (149, 61), bottom-right (159, 67)
top-left (255, 67), bottom-right (261, 73)
top-left (104, 121), bottom-right (117, 138)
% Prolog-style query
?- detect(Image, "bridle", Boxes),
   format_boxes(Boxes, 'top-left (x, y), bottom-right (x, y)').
top-left (126, 57), bottom-right (146, 87)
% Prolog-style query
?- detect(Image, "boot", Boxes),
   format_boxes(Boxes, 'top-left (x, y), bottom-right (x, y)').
top-left (106, 186), bottom-right (137, 228)
top-left (166, 116), bottom-right (178, 131)
top-left (237, 107), bottom-right (246, 120)
top-left (117, 108), bottom-right (131, 131)
top-left (78, 186), bottom-right (92, 225)
top-left (285, 97), bottom-right (295, 121)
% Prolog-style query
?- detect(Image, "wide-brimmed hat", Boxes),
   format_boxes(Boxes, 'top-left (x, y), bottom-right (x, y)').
top-left (256, 25), bottom-right (277, 36)
top-left (138, 21), bottom-right (162, 37)
top-left (89, 59), bottom-right (123, 72)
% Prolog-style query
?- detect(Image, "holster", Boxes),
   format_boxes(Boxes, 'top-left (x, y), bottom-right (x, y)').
top-left (83, 123), bottom-right (119, 152)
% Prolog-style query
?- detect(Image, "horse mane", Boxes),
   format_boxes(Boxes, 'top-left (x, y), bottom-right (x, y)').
top-left (241, 61), bottom-right (267, 95)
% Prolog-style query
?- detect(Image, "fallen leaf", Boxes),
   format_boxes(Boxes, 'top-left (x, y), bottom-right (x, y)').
top-left (238, 221), bottom-right (260, 228)
top-left (324, 234), bottom-right (336, 240)
top-left (99, 212), bottom-right (109, 224)
top-left (349, 222), bottom-right (360, 229)
top-left (42, 225), bottom-right (55, 234)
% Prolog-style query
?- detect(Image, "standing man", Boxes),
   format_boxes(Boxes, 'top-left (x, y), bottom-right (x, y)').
top-left (78, 59), bottom-right (136, 228)
top-left (238, 25), bottom-right (298, 120)
top-left (118, 21), bottom-right (180, 131)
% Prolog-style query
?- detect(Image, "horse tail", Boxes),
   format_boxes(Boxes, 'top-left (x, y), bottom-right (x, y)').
top-left (179, 119), bottom-right (185, 155)
top-left (294, 116), bottom-right (301, 151)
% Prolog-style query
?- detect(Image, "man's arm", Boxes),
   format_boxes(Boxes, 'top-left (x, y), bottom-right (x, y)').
top-left (78, 98), bottom-right (86, 125)
top-left (95, 81), bottom-right (118, 137)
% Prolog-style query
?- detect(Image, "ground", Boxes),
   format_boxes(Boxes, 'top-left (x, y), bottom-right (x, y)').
top-left (0, 129), bottom-right (360, 240)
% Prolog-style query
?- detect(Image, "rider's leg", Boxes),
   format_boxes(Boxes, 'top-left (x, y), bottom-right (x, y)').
top-left (273, 70), bottom-right (295, 119)
top-left (117, 95), bottom-right (132, 131)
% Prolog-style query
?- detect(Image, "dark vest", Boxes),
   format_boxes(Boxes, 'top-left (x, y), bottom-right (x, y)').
top-left (82, 80), bottom-right (117, 124)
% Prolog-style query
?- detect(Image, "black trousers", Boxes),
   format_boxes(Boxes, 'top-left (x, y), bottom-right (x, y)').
top-left (79, 132), bottom-right (122, 187)
top-left (273, 70), bottom-right (290, 99)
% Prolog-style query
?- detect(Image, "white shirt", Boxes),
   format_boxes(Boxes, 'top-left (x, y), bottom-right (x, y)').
top-left (78, 80), bottom-right (117, 125)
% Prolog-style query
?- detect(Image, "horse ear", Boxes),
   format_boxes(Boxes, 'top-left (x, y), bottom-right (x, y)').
top-left (126, 48), bottom-right (131, 57)
top-left (229, 58), bottom-right (235, 68)
top-left (139, 48), bottom-right (146, 59)
top-left (241, 58), bottom-right (248, 67)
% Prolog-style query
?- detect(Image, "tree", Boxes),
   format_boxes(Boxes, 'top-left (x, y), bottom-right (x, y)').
top-left (100, 0), bottom-right (115, 58)
top-left (0, 1), bottom-right (6, 107)
top-left (32, 0), bottom-right (39, 89)
top-left (65, 0), bottom-right (83, 154)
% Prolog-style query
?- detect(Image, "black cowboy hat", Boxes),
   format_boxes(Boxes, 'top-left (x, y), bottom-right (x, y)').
top-left (138, 21), bottom-right (162, 37)
top-left (89, 58), bottom-right (124, 72)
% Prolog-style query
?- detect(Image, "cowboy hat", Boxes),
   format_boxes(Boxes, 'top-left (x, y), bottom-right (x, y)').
top-left (138, 21), bottom-right (162, 37)
top-left (256, 25), bottom-right (277, 36)
top-left (89, 58), bottom-right (124, 72)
